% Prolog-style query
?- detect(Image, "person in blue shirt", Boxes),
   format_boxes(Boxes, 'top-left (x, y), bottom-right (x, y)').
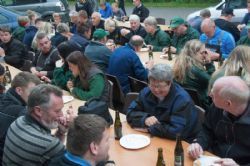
top-left (48, 114), bottom-right (110, 166)
top-left (99, 1), bottom-right (113, 19)
top-left (200, 18), bottom-right (235, 59)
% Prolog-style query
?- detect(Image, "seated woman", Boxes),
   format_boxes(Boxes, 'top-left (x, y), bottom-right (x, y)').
top-left (144, 16), bottom-right (171, 51)
top-left (104, 18), bottom-right (125, 45)
top-left (209, 45), bottom-right (250, 90)
top-left (173, 39), bottom-right (215, 110)
top-left (66, 51), bottom-right (107, 101)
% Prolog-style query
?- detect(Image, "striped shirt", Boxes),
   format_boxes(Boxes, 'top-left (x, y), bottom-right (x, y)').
top-left (2, 115), bottom-right (65, 166)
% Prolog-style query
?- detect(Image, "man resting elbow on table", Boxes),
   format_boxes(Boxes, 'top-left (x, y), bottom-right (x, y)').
top-left (188, 76), bottom-right (250, 166)
top-left (126, 64), bottom-right (200, 143)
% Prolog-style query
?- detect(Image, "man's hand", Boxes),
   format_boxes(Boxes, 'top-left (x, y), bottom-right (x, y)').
top-left (39, 71), bottom-right (47, 77)
top-left (162, 46), bottom-right (177, 54)
top-left (187, 143), bottom-right (204, 159)
top-left (41, 76), bottom-right (51, 83)
top-left (67, 80), bottom-right (74, 92)
top-left (0, 47), bottom-right (5, 57)
top-left (206, 49), bottom-right (220, 60)
top-left (120, 28), bottom-right (130, 36)
top-left (145, 116), bottom-right (160, 127)
top-left (214, 158), bottom-right (239, 166)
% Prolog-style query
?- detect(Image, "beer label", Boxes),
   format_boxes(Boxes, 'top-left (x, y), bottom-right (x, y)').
top-left (174, 156), bottom-right (183, 166)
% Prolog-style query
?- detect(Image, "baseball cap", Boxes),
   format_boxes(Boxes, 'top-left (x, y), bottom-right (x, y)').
top-left (221, 8), bottom-right (235, 16)
top-left (170, 17), bottom-right (185, 28)
top-left (93, 29), bottom-right (109, 40)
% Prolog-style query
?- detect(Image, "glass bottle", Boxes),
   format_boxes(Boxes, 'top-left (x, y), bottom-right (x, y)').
top-left (148, 46), bottom-right (154, 60)
top-left (174, 134), bottom-right (184, 166)
top-left (168, 44), bottom-right (172, 61)
top-left (4, 66), bottom-right (11, 84)
top-left (114, 111), bottom-right (122, 140)
top-left (156, 148), bottom-right (165, 166)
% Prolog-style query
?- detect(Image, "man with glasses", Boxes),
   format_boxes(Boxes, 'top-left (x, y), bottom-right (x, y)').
top-left (127, 64), bottom-right (200, 143)
top-left (30, 32), bottom-right (60, 79)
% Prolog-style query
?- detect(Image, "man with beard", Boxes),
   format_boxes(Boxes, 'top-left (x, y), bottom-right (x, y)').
top-left (2, 84), bottom-right (73, 166)
top-left (48, 114), bottom-right (110, 166)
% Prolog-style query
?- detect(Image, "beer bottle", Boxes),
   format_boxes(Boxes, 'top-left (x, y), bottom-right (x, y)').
top-left (156, 148), bottom-right (165, 166)
top-left (114, 111), bottom-right (122, 140)
top-left (4, 66), bottom-right (12, 84)
top-left (168, 44), bottom-right (172, 61)
top-left (148, 46), bottom-right (154, 60)
top-left (174, 134), bottom-right (184, 166)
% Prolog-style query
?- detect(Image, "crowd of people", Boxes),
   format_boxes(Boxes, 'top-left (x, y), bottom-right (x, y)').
top-left (0, 0), bottom-right (250, 165)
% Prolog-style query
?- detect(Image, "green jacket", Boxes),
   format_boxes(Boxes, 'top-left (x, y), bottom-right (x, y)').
top-left (172, 25), bottom-right (200, 54)
top-left (237, 36), bottom-right (250, 46)
top-left (144, 27), bottom-right (171, 51)
top-left (52, 65), bottom-right (73, 90)
top-left (12, 26), bottom-right (26, 42)
top-left (72, 73), bottom-right (105, 101)
top-left (180, 63), bottom-right (215, 109)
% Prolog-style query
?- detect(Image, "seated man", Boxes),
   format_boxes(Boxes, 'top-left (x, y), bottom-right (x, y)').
top-left (108, 35), bottom-right (153, 94)
top-left (91, 12), bottom-right (105, 36)
top-left (0, 72), bottom-right (40, 164)
top-left (3, 84), bottom-right (72, 165)
top-left (127, 64), bottom-right (200, 143)
top-left (200, 18), bottom-right (235, 59)
top-left (144, 16), bottom-right (171, 51)
top-left (164, 17), bottom-right (199, 55)
top-left (85, 29), bottom-right (112, 72)
top-left (188, 76), bottom-right (250, 165)
top-left (0, 25), bottom-right (29, 69)
top-left (237, 22), bottom-right (250, 46)
top-left (30, 32), bottom-right (60, 79)
top-left (120, 14), bottom-right (147, 42)
top-left (48, 114), bottom-right (110, 166)
top-left (99, 0), bottom-right (113, 19)
top-left (132, 0), bottom-right (149, 22)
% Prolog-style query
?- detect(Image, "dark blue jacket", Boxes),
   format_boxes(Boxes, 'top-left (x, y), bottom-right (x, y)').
top-left (23, 25), bottom-right (38, 51)
top-left (107, 44), bottom-right (148, 94)
top-left (69, 33), bottom-right (89, 53)
top-left (127, 83), bottom-right (200, 143)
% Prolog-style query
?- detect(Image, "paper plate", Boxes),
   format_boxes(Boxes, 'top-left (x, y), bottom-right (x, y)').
top-left (119, 134), bottom-right (150, 149)
top-left (193, 155), bottom-right (221, 166)
top-left (140, 48), bottom-right (149, 52)
top-left (62, 95), bottom-right (74, 104)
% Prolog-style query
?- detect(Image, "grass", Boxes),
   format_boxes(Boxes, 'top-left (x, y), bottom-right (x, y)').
top-left (68, 1), bottom-right (217, 8)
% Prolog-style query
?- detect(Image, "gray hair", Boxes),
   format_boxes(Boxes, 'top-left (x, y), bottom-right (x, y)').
top-left (129, 14), bottom-right (140, 23)
top-left (69, 10), bottom-right (79, 17)
top-left (200, 9), bottom-right (211, 18)
top-left (148, 64), bottom-right (173, 82)
top-left (129, 35), bottom-right (144, 47)
top-left (57, 23), bottom-right (70, 33)
top-left (144, 16), bottom-right (158, 29)
top-left (92, 12), bottom-right (101, 18)
top-left (104, 18), bottom-right (117, 30)
top-left (27, 84), bottom-right (63, 113)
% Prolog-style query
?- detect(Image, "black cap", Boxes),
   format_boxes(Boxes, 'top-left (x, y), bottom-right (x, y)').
top-left (221, 8), bottom-right (235, 16)
top-left (0, 64), bottom-right (5, 75)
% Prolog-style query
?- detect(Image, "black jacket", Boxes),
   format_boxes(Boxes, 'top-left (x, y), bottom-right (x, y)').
top-left (0, 88), bottom-right (26, 163)
top-left (75, 0), bottom-right (93, 17)
top-left (0, 38), bottom-right (28, 69)
top-left (215, 18), bottom-right (240, 42)
top-left (124, 25), bottom-right (147, 41)
top-left (197, 103), bottom-right (250, 165)
top-left (132, 4), bottom-right (149, 22)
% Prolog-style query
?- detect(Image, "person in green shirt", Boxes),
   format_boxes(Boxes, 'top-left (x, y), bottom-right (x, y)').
top-left (173, 39), bottom-right (215, 110)
top-left (66, 51), bottom-right (106, 101)
top-left (163, 17), bottom-right (200, 55)
top-left (144, 16), bottom-right (171, 51)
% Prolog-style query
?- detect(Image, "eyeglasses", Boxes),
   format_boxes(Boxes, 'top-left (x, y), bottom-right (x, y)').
top-left (148, 82), bottom-right (169, 89)
top-left (200, 50), bottom-right (207, 55)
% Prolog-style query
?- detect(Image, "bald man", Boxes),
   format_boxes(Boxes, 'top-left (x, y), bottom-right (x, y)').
top-left (200, 18), bottom-right (235, 60)
top-left (188, 76), bottom-right (250, 165)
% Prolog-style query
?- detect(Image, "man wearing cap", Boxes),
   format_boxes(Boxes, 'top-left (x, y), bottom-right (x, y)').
top-left (164, 16), bottom-right (199, 55)
top-left (200, 18), bottom-right (235, 59)
top-left (237, 22), bottom-right (250, 46)
top-left (215, 8), bottom-right (240, 42)
top-left (85, 29), bottom-right (112, 72)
